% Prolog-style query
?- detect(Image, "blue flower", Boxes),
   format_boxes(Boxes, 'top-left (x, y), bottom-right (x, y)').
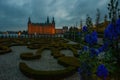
top-left (104, 23), bottom-right (118, 40)
top-left (116, 18), bottom-right (120, 35)
top-left (90, 48), bottom-right (99, 57)
top-left (78, 32), bottom-right (81, 35)
top-left (85, 34), bottom-right (91, 43)
top-left (91, 31), bottom-right (98, 44)
top-left (84, 31), bottom-right (98, 46)
top-left (78, 67), bottom-right (82, 74)
top-left (83, 46), bottom-right (88, 51)
top-left (98, 42), bottom-right (108, 53)
top-left (82, 26), bottom-right (88, 32)
top-left (79, 62), bottom-right (92, 76)
top-left (96, 64), bottom-right (108, 80)
top-left (98, 46), bottom-right (103, 53)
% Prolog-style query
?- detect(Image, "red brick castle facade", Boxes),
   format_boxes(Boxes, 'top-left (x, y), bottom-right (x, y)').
top-left (28, 17), bottom-right (55, 35)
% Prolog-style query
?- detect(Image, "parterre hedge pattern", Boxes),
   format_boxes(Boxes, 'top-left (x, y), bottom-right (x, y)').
top-left (0, 38), bottom-right (81, 80)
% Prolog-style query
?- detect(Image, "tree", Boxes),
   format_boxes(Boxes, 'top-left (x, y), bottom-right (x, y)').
top-left (80, 19), bottom-right (83, 29)
top-left (108, 0), bottom-right (119, 24)
top-left (86, 14), bottom-right (93, 32)
top-left (86, 14), bottom-right (93, 27)
top-left (104, 14), bottom-right (108, 22)
top-left (107, 0), bottom-right (120, 51)
top-left (96, 9), bottom-right (100, 31)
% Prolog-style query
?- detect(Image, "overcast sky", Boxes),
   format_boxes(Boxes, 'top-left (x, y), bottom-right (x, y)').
top-left (0, 0), bottom-right (115, 31)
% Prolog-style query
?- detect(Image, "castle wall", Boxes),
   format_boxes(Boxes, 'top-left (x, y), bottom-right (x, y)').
top-left (28, 24), bottom-right (55, 35)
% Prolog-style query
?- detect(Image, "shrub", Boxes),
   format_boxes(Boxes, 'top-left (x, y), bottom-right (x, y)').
top-left (69, 47), bottom-right (79, 57)
top-left (51, 48), bottom-right (65, 58)
top-left (0, 46), bottom-right (12, 54)
top-left (20, 52), bottom-right (40, 60)
top-left (19, 62), bottom-right (76, 80)
top-left (58, 56), bottom-right (80, 68)
top-left (27, 44), bottom-right (41, 49)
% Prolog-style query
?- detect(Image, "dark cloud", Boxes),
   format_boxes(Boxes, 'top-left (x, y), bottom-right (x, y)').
top-left (0, 0), bottom-right (114, 31)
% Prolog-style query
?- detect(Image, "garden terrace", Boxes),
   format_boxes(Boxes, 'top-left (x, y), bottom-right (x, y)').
top-left (0, 38), bottom-right (81, 80)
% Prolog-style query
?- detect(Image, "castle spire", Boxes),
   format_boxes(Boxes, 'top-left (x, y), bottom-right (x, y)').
top-left (47, 16), bottom-right (49, 24)
top-left (28, 17), bottom-right (31, 24)
top-left (52, 17), bottom-right (55, 24)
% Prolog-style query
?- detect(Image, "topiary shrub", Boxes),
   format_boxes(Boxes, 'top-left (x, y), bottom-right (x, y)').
top-left (69, 47), bottom-right (79, 57)
top-left (19, 62), bottom-right (76, 80)
top-left (27, 44), bottom-right (41, 49)
top-left (51, 48), bottom-right (65, 58)
top-left (58, 56), bottom-right (80, 68)
top-left (20, 52), bottom-right (41, 60)
top-left (20, 47), bottom-right (46, 60)
top-left (0, 46), bottom-right (12, 54)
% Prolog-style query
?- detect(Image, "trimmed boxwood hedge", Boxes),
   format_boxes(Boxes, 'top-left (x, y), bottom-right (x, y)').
top-left (19, 62), bottom-right (76, 80)
top-left (0, 46), bottom-right (12, 54)
top-left (58, 56), bottom-right (80, 68)
top-left (20, 46), bottom-right (54, 60)
top-left (20, 52), bottom-right (40, 60)
top-left (27, 44), bottom-right (41, 49)
top-left (51, 48), bottom-right (65, 58)
top-left (20, 47), bottom-right (46, 60)
top-left (68, 47), bottom-right (79, 57)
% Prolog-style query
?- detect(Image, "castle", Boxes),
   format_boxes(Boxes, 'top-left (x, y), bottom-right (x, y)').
top-left (28, 17), bottom-right (55, 35)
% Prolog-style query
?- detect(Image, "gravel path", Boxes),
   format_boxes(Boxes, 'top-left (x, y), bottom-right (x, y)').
top-left (60, 50), bottom-right (74, 57)
top-left (24, 50), bottom-right (65, 71)
top-left (0, 46), bottom-right (36, 80)
top-left (0, 46), bottom-right (80, 80)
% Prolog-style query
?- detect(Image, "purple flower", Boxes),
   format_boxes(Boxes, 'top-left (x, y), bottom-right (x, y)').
top-left (85, 34), bottom-right (91, 43)
top-left (98, 42), bottom-right (108, 53)
top-left (85, 31), bottom-right (98, 46)
top-left (83, 46), bottom-right (88, 51)
top-left (82, 26), bottom-right (88, 32)
top-left (78, 32), bottom-right (81, 35)
top-left (98, 47), bottom-right (104, 53)
top-left (116, 18), bottom-right (120, 35)
top-left (104, 23), bottom-right (118, 40)
top-left (97, 64), bottom-right (108, 80)
top-left (90, 48), bottom-right (99, 57)
top-left (78, 67), bottom-right (82, 74)
top-left (91, 31), bottom-right (98, 44)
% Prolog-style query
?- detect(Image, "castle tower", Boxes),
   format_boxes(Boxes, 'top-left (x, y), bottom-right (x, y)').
top-left (28, 17), bottom-right (32, 34)
top-left (28, 17), bottom-right (31, 24)
top-left (52, 17), bottom-right (55, 25)
top-left (47, 16), bottom-right (49, 24)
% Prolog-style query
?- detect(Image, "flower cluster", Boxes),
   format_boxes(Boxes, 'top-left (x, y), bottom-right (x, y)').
top-left (82, 26), bottom-right (88, 32)
top-left (104, 23), bottom-right (118, 40)
top-left (96, 64), bottom-right (108, 80)
top-left (78, 62), bottom-right (92, 76)
top-left (85, 31), bottom-right (98, 46)
top-left (116, 18), bottom-right (120, 35)
top-left (98, 42), bottom-right (108, 53)
top-left (104, 18), bottom-right (120, 40)
top-left (90, 48), bottom-right (99, 57)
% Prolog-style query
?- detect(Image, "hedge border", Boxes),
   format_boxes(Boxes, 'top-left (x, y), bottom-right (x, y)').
top-left (19, 62), bottom-right (76, 80)
top-left (0, 46), bottom-right (12, 54)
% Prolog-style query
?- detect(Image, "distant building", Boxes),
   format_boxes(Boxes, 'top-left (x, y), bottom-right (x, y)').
top-left (55, 29), bottom-right (63, 34)
top-left (28, 17), bottom-right (55, 35)
top-left (63, 26), bottom-right (68, 33)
